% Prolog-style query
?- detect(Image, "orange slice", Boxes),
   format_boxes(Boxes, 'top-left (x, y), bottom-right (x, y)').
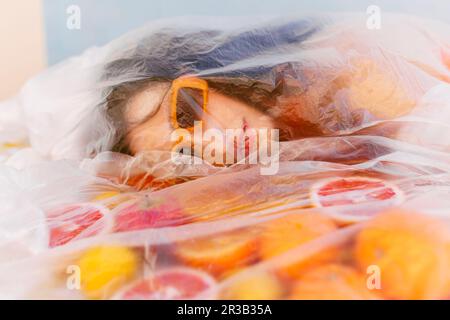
top-left (346, 57), bottom-right (416, 120)
top-left (175, 230), bottom-right (257, 276)
top-left (260, 212), bottom-right (338, 278)
top-left (290, 264), bottom-right (380, 300)
top-left (354, 209), bottom-right (450, 299)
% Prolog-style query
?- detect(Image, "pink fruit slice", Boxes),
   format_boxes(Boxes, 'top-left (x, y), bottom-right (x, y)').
top-left (311, 177), bottom-right (403, 222)
top-left (48, 203), bottom-right (111, 248)
top-left (114, 201), bottom-right (186, 232)
top-left (115, 267), bottom-right (216, 300)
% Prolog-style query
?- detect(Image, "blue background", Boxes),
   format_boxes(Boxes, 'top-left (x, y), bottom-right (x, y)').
top-left (43, 0), bottom-right (450, 64)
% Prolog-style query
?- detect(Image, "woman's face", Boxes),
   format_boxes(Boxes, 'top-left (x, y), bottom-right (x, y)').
top-left (122, 81), bottom-right (275, 156)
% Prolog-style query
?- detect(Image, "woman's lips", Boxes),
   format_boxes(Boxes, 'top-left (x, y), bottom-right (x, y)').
top-left (242, 118), bottom-right (249, 132)
top-left (232, 118), bottom-right (252, 159)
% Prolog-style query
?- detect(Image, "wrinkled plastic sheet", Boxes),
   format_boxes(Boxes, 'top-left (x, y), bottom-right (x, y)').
top-left (0, 14), bottom-right (450, 299)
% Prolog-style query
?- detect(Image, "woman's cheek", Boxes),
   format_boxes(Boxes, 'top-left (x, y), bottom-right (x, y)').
top-left (126, 124), bottom-right (174, 154)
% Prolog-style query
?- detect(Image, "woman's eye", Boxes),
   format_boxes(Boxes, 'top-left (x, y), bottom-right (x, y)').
top-left (176, 88), bottom-right (204, 128)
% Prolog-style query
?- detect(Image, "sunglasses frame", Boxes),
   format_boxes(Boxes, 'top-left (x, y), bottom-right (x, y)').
top-left (170, 77), bottom-right (209, 131)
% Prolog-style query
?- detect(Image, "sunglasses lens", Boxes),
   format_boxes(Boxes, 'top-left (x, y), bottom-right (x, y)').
top-left (176, 87), bottom-right (204, 129)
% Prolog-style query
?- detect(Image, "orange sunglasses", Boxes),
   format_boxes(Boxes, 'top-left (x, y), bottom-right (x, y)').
top-left (170, 77), bottom-right (209, 130)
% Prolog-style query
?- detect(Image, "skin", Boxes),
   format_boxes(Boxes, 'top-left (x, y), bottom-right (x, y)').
top-left (123, 81), bottom-right (275, 157)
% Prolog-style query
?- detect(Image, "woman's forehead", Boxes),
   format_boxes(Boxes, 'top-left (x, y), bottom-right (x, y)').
top-left (123, 81), bottom-right (171, 125)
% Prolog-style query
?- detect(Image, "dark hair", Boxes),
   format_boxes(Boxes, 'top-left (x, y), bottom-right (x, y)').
top-left (104, 19), bottom-right (320, 153)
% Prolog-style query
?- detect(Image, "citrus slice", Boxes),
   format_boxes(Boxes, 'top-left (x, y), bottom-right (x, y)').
top-left (354, 209), bottom-right (450, 299)
top-left (259, 212), bottom-right (338, 278)
top-left (114, 199), bottom-right (186, 232)
top-left (175, 230), bottom-right (257, 276)
top-left (78, 246), bottom-right (139, 299)
top-left (311, 176), bottom-right (403, 222)
top-left (48, 203), bottom-right (112, 248)
top-left (93, 191), bottom-right (120, 202)
top-left (114, 267), bottom-right (216, 300)
top-left (123, 173), bottom-right (187, 191)
top-left (221, 271), bottom-right (284, 300)
top-left (441, 46), bottom-right (450, 71)
top-left (290, 264), bottom-right (380, 300)
top-left (92, 191), bottom-right (138, 211)
top-left (346, 57), bottom-right (416, 120)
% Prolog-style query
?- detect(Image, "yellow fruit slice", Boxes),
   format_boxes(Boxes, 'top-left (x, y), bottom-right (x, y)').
top-left (78, 246), bottom-right (139, 299)
top-left (347, 58), bottom-right (416, 119)
top-left (93, 191), bottom-right (120, 202)
top-left (221, 271), bottom-right (284, 300)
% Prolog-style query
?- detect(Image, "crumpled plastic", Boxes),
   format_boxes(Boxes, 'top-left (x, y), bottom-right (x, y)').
top-left (0, 13), bottom-right (449, 299)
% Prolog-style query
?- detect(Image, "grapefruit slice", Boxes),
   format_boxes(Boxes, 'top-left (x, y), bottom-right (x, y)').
top-left (48, 203), bottom-right (112, 248)
top-left (114, 200), bottom-right (186, 232)
top-left (311, 176), bottom-right (403, 222)
top-left (114, 267), bottom-right (216, 300)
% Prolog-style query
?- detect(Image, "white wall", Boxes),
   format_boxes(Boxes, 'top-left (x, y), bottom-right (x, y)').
top-left (0, 0), bottom-right (46, 100)
top-left (44, 0), bottom-right (450, 64)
